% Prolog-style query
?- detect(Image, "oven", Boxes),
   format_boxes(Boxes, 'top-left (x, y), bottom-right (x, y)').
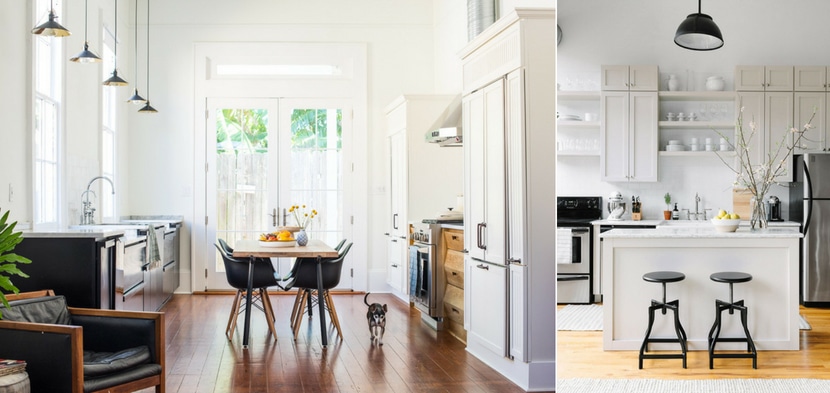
top-left (557, 196), bottom-right (602, 304)
top-left (409, 223), bottom-right (445, 319)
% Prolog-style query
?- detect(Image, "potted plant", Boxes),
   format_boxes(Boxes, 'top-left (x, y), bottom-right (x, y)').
top-left (0, 208), bottom-right (31, 317)
top-left (663, 193), bottom-right (672, 220)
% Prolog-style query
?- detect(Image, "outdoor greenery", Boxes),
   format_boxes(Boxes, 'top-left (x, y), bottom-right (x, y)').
top-left (0, 208), bottom-right (31, 317)
top-left (216, 108), bottom-right (342, 154)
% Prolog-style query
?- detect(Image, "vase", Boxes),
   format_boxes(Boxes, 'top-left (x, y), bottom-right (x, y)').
top-left (668, 74), bottom-right (680, 91)
top-left (295, 229), bottom-right (308, 246)
top-left (750, 195), bottom-right (769, 229)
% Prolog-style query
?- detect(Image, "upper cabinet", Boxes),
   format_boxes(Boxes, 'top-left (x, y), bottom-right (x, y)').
top-left (601, 65), bottom-right (659, 91)
top-left (735, 66), bottom-right (793, 91)
top-left (794, 66), bottom-right (830, 91)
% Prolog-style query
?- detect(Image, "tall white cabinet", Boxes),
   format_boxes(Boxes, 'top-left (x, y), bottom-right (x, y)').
top-left (385, 95), bottom-right (460, 302)
top-left (459, 8), bottom-right (556, 391)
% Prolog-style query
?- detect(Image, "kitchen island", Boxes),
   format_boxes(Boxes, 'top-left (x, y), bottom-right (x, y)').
top-left (600, 226), bottom-right (801, 351)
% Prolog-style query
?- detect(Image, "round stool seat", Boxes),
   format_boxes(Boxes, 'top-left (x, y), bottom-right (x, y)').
top-left (643, 271), bottom-right (685, 283)
top-left (710, 272), bottom-right (752, 284)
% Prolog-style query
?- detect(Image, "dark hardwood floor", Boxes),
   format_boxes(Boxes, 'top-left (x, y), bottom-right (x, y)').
top-left (143, 292), bottom-right (526, 393)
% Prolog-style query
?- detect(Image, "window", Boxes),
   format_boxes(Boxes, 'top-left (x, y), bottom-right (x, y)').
top-left (33, 0), bottom-right (63, 227)
top-left (101, 29), bottom-right (117, 220)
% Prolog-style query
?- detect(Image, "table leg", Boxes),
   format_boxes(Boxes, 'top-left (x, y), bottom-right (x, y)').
top-left (243, 256), bottom-right (255, 348)
top-left (316, 255), bottom-right (328, 346)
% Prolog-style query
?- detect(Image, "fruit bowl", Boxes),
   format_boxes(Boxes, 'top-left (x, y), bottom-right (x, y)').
top-left (711, 218), bottom-right (741, 233)
top-left (259, 239), bottom-right (296, 248)
top-left (277, 226), bottom-right (302, 233)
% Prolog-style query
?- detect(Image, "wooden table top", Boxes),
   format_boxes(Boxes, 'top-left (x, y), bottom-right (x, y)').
top-left (232, 239), bottom-right (338, 258)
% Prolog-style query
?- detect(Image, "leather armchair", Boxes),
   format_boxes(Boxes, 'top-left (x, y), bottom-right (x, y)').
top-left (0, 291), bottom-right (165, 393)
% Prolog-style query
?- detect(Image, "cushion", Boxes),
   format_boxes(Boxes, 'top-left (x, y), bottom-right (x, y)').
top-left (0, 296), bottom-right (71, 325)
top-left (82, 346), bottom-right (151, 378)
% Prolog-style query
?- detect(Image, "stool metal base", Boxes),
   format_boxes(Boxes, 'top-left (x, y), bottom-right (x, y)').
top-left (707, 298), bottom-right (757, 369)
top-left (639, 298), bottom-right (688, 369)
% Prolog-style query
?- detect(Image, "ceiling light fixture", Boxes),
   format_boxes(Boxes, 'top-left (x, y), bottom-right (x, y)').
top-left (127, 0), bottom-right (146, 104)
top-left (138, 0), bottom-right (157, 113)
top-left (103, 0), bottom-right (129, 86)
top-left (70, 0), bottom-right (102, 63)
top-left (32, 0), bottom-right (71, 37)
top-left (674, 0), bottom-right (723, 51)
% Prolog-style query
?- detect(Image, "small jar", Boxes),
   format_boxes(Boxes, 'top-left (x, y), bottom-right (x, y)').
top-left (706, 76), bottom-right (725, 91)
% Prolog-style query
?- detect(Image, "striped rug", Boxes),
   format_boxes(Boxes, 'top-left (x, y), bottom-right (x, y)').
top-left (557, 304), bottom-right (603, 331)
top-left (557, 378), bottom-right (830, 393)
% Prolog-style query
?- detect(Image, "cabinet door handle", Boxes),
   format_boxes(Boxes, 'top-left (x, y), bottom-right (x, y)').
top-left (451, 235), bottom-right (458, 240)
top-left (384, 232), bottom-right (390, 236)
top-left (399, 236), bottom-right (407, 240)
top-left (391, 264), bottom-right (399, 268)
top-left (452, 272), bottom-right (458, 276)
top-left (477, 223), bottom-right (487, 250)
top-left (451, 307), bottom-right (460, 313)
top-left (462, 249), bottom-right (469, 254)
top-left (391, 239), bottom-right (398, 243)
top-left (476, 263), bottom-right (489, 270)
top-left (393, 213), bottom-right (398, 230)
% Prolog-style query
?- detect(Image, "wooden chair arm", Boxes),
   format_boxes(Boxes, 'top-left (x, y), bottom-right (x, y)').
top-left (0, 319), bottom-right (85, 393)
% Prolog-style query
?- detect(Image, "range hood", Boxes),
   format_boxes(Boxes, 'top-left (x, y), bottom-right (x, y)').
top-left (425, 95), bottom-right (462, 147)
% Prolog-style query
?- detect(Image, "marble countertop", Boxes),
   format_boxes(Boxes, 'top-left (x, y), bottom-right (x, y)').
top-left (22, 222), bottom-right (166, 239)
top-left (592, 219), bottom-right (800, 228)
top-left (600, 226), bottom-right (802, 239)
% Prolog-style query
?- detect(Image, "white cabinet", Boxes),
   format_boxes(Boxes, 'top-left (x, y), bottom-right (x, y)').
top-left (794, 66), bottom-right (830, 91)
top-left (466, 258), bottom-right (507, 356)
top-left (601, 65), bottom-right (659, 91)
top-left (794, 92), bottom-right (828, 151)
top-left (464, 80), bottom-right (505, 265)
top-left (737, 91), bottom-right (795, 182)
top-left (735, 66), bottom-right (793, 91)
top-left (385, 95), bottom-right (460, 301)
top-left (600, 91), bottom-right (658, 182)
top-left (459, 9), bottom-right (555, 387)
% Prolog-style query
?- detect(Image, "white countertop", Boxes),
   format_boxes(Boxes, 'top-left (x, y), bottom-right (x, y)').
top-left (592, 219), bottom-right (800, 228)
top-left (22, 223), bottom-right (165, 239)
top-left (600, 226), bottom-right (802, 239)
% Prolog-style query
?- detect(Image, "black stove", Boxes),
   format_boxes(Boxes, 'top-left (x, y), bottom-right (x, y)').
top-left (557, 196), bottom-right (602, 226)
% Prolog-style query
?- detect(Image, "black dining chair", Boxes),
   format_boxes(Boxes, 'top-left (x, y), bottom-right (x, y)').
top-left (215, 242), bottom-right (281, 341)
top-left (285, 242), bottom-right (353, 339)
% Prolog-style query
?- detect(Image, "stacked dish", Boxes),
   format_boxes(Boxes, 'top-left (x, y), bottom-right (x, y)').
top-left (666, 140), bottom-right (687, 152)
top-left (558, 114), bottom-right (583, 121)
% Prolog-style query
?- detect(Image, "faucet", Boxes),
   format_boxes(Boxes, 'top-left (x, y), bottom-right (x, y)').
top-left (81, 176), bottom-right (115, 225)
top-left (694, 193), bottom-right (702, 220)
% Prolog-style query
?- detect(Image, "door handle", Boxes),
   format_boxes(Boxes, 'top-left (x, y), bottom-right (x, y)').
top-left (477, 223), bottom-right (487, 250)
top-left (476, 263), bottom-right (489, 270)
top-left (269, 208), bottom-right (277, 227)
top-left (282, 208), bottom-right (288, 226)
top-left (393, 213), bottom-right (399, 230)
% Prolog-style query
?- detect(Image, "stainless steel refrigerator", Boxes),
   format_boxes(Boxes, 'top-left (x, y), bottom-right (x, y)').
top-left (790, 153), bottom-right (830, 305)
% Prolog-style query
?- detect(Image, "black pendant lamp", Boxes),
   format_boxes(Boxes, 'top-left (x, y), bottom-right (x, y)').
top-left (70, 0), bottom-right (102, 63)
top-left (138, 0), bottom-right (157, 113)
top-left (674, 0), bottom-right (723, 51)
top-left (32, 0), bottom-right (71, 37)
top-left (103, 0), bottom-right (129, 86)
top-left (127, 0), bottom-right (146, 104)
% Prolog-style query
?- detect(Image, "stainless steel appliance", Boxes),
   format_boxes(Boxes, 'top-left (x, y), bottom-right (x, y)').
top-left (557, 196), bottom-right (602, 304)
top-left (790, 153), bottom-right (830, 305)
top-left (768, 195), bottom-right (783, 221)
top-left (409, 223), bottom-right (446, 320)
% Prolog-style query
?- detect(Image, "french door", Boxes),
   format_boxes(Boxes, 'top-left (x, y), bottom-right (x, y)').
top-left (205, 97), bottom-right (352, 290)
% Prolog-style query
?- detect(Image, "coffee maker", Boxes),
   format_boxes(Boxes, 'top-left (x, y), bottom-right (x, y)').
top-left (768, 195), bottom-right (783, 221)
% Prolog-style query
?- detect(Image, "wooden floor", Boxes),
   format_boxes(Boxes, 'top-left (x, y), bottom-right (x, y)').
top-left (140, 293), bottom-right (527, 393)
top-left (557, 303), bottom-right (830, 380)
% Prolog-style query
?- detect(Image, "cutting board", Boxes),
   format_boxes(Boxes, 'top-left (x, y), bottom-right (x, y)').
top-left (732, 188), bottom-right (753, 218)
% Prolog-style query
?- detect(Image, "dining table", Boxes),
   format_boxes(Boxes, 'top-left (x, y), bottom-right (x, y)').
top-left (232, 239), bottom-right (339, 347)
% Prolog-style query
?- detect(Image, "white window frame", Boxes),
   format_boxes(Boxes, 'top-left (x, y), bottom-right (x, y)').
top-left (32, 0), bottom-right (65, 230)
top-left (101, 26), bottom-right (118, 220)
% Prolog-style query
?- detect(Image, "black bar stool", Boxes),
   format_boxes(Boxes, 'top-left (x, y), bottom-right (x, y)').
top-left (707, 271), bottom-right (757, 369)
top-left (639, 271), bottom-right (688, 369)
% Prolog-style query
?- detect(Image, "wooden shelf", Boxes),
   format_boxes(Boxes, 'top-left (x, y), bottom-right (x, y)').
top-left (658, 91), bottom-right (737, 100)
top-left (658, 150), bottom-right (735, 157)
top-left (658, 121), bottom-right (734, 128)
top-left (557, 91), bottom-right (601, 100)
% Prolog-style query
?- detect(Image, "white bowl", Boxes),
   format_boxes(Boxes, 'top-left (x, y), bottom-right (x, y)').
top-left (666, 145), bottom-right (687, 151)
top-left (259, 240), bottom-right (296, 248)
top-left (668, 140), bottom-right (682, 145)
top-left (711, 218), bottom-right (741, 232)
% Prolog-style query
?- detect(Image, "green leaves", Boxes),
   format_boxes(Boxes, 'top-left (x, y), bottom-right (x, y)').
top-left (0, 209), bottom-right (32, 317)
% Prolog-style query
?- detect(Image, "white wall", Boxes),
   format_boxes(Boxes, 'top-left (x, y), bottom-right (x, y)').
top-left (557, 0), bottom-right (830, 219)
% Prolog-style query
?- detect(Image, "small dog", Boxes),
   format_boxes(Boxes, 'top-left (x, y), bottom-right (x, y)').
top-left (364, 293), bottom-right (387, 345)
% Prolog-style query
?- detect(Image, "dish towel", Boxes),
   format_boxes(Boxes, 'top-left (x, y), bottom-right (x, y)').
top-left (146, 225), bottom-right (161, 265)
top-left (556, 228), bottom-right (573, 264)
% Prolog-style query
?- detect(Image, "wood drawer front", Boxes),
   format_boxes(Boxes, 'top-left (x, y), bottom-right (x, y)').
top-left (443, 285), bottom-right (464, 324)
top-left (443, 229), bottom-right (464, 251)
top-left (444, 250), bottom-right (464, 288)
top-left (446, 319), bottom-right (467, 344)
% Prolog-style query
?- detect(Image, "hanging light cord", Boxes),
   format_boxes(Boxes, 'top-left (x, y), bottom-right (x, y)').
top-left (146, 0), bottom-right (151, 97)
top-left (134, 0), bottom-right (139, 83)
top-left (83, 0), bottom-right (88, 40)
top-left (113, 0), bottom-right (118, 67)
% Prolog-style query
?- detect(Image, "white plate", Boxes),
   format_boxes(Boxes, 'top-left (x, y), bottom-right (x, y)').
top-left (259, 240), bottom-right (296, 248)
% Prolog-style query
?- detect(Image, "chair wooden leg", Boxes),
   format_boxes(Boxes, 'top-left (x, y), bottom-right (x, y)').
top-left (290, 289), bottom-right (305, 328)
top-left (292, 290), bottom-right (309, 338)
top-left (325, 290), bottom-right (343, 339)
top-left (226, 290), bottom-right (243, 340)
top-left (260, 288), bottom-right (278, 341)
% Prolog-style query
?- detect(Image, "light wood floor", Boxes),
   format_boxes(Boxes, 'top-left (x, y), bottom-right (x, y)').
top-left (557, 304), bottom-right (830, 380)
top-left (140, 293), bottom-right (528, 393)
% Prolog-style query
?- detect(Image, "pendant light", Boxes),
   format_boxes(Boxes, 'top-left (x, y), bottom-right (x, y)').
top-left (138, 0), bottom-right (157, 113)
top-left (127, 0), bottom-right (146, 104)
top-left (103, 0), bottom-right (128, 86)
top-left (32, 0), bottom-right (71, 37)
top-left (70, 0), bottom-right (102, 63)
top-left (674, 0), bottom-right (723, 51)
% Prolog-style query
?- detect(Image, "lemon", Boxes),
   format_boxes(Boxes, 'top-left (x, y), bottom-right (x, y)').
top-left (717, 209), bottom-right (727, 218)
